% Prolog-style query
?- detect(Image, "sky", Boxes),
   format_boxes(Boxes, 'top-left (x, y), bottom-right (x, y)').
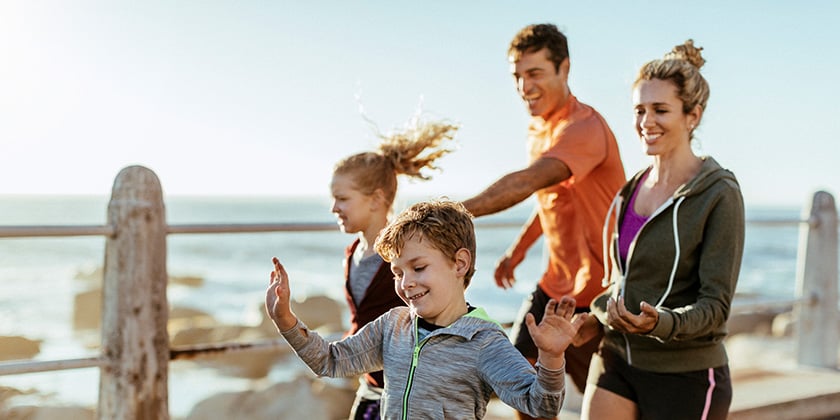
top-left (1, 1), bottom-right (838, 207)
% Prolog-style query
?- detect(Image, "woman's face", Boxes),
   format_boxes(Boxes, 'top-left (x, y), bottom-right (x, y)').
top-left (633, 78), bottom-right (699, 158)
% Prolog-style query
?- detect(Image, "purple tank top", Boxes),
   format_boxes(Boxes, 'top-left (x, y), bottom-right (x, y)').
top-left (618, 174), bottom-right (650, 264)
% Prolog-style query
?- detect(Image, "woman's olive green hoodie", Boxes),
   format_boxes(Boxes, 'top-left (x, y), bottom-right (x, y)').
top-left (591, 156), bottom-right (745, 373)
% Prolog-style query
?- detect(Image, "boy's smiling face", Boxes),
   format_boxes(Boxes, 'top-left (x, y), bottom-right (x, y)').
top-left (390, 233), bottom-right (470, 326)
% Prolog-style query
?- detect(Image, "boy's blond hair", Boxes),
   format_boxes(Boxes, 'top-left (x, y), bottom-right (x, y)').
top-left (375, 199), bottom-right (477, 287)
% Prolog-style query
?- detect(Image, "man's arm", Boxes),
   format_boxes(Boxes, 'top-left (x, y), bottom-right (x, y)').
top-left (462, 157), bottom-right (572, 217)
top-left (493, 211), bottom-right (542, 289)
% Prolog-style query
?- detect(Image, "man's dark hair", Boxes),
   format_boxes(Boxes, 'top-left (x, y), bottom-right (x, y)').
top-left (508, 23), bottom-right (569, 72)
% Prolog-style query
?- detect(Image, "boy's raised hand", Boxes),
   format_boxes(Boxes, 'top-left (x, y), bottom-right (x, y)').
top-left (525, 296), bottom-right (587, 369)
top-left (265, 257), bottom-right (297, 331)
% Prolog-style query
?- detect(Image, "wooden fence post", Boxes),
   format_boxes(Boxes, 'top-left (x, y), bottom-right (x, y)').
top-left (795, 190), bottom-right (839, 369)
top-left (98, 166), bottom-right (169, 419)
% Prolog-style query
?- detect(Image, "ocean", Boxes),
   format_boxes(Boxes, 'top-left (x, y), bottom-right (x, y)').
top-left (0, 195), bottom-right (805, 416)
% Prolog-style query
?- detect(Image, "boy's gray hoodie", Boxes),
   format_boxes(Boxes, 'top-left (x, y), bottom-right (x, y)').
top-left (281, 306), bottom-right (565, 419)
top-left (591, 156), bottom-right (745, 373)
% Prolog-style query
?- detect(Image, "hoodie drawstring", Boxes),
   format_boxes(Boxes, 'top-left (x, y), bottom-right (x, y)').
top-left (601, 194), bottom-right (622, 288)
top-left (654, 196), bottom-right (686, 307)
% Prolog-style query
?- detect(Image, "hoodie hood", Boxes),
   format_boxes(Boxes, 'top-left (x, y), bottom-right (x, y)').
top-left (675, 156), bottom-right (740, 199)
top-left (416, 306), bottom-right (504, 341)
top-left (621, 156), bottom-right (739, 202)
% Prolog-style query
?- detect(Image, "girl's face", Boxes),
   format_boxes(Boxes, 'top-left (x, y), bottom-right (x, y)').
top-left (329, 173), bottom-right (377, 234)
top-left (633, 78), bottom-right (700, 158)
top-left (390, 234), bottom-right (469, 326)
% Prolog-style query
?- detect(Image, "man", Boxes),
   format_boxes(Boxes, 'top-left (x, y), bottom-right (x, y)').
top-left (462, 23), bottom-right (625, 420)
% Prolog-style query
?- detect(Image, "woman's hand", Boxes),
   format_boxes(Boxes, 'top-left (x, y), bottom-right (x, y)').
top-left (606, 296), bottom-right (658, 335)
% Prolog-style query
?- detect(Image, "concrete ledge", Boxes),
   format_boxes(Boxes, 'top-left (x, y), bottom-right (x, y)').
top-left (731, 391), bottom-right (840, 420)
top-left (729, 367), bottom-right (840, 420)
top-left (487, 368), bottom-right (840, 420)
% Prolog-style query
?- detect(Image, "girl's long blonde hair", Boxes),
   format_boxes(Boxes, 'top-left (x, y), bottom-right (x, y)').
top-left (333, 116), bottom-right (458, 209)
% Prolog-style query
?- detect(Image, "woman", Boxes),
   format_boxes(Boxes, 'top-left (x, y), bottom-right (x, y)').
top-left (578, 40), bottom-right (745, 420)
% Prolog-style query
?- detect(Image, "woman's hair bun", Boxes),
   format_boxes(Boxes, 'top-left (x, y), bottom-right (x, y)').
top-left (664, 39), bottom-right (705, 69)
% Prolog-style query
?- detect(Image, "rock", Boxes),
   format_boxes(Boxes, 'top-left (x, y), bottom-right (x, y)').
top-left (0, 405), bottom-right (94, 420)
top-left (75, 290), bottom-right (218, 333)
top-left (73, 265), bottom-right (203, 287)
top-left (73, 266), bottom-right (103, 284)
top-left (169, 319), bottom-right (291, 379)
top-left (725, 334), bottom-right (796, 371)
top-left (0, 336), bottom-right (41, 361)
top-left (771, 311), bottom-right (795, 337)
top-left (185, 375), bottom-right (355, 420)
top-left (169, 274), bottom-right (204, 287)
top-left (167, 306), bottom-right (217, 337)
top-left (257, 295), bottom-right (346, 335)
top-left (0, 386), bottom-right (31, 405)
top-left (290, 295), bottom-right (345, 332)
top-left (72, 289), bottom-right (101, 331)
top-left (727, 311), bottom-right (776, 336)
top-left (169, 306), bottom-right (214, 322)
top-left (202, 342), bottom-right (289, 378)
top-left (170, 325), bottom-right (247, 347)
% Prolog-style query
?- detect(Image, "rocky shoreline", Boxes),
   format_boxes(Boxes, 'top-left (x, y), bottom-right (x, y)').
top-left (0, 272), bottom-right (826, 419)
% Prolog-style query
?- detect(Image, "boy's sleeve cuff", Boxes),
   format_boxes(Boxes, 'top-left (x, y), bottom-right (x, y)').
top-left (279, 319), bottom-right (310, 346)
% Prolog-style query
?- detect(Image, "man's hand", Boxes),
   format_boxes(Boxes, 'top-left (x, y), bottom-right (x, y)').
top-left (493, 254), bottom-right (521, 289)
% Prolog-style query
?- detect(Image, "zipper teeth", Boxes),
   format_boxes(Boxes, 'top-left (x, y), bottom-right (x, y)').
top-left (402, 318), bottom-right (426, 420)
top-left (401, 346), bottom-right (421, 420)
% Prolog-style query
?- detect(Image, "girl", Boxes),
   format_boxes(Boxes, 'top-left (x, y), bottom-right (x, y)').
top-left (330, 116), bottom-right (458, 419)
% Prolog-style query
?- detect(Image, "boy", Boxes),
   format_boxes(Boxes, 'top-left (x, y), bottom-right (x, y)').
top-left (265, 199), bottom-right (586, 419)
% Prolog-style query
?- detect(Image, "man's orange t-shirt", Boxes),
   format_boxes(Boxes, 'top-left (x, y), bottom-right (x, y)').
top-left (528, 94), bottom-right (625, 307)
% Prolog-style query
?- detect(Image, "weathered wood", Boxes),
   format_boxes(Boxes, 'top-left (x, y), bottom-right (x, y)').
top-left (98, 165), bottom-right (169, 420)
top-left (795, 191), bottom-right (839, 368)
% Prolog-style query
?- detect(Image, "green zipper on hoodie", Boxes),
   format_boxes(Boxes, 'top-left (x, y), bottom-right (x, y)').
top-left (401, 316), bottom-right (429, 420)
top-left (399, 308), bottom-right (498, 419)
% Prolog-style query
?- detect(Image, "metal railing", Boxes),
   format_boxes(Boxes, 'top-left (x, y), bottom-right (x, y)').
top-left (0, 165), bottom-right (837, 419)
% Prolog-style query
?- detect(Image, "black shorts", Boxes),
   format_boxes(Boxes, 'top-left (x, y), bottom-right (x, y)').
top-left (589, 348), bottom-right (732, 420)
top-left (510, 285), bottom-right (602, 393)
